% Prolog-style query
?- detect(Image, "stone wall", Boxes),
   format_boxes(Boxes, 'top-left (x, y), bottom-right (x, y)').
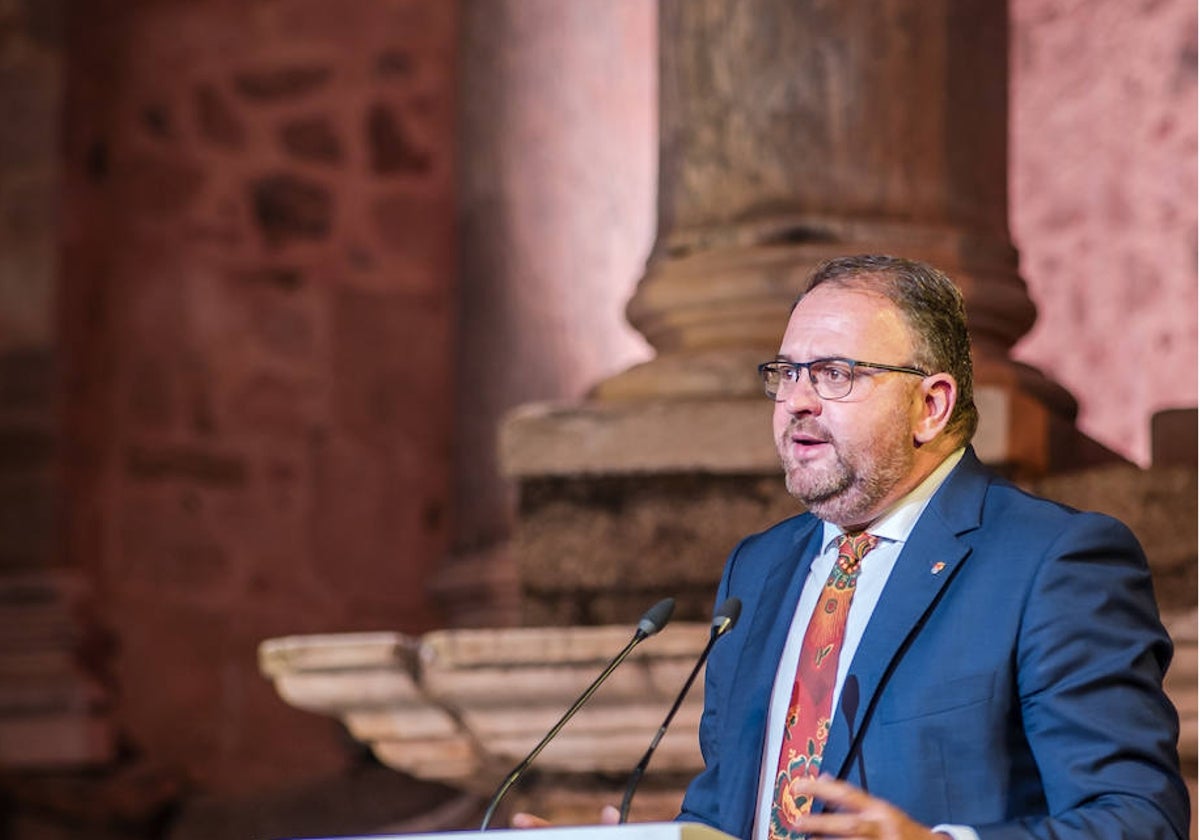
top-left (513, 457), bottom-right (1197, 627)
top-left (0, 4), bottom-right (62, 581)
top-left (1010, 0), bottom-right (1197, 465)
top-left (0, 0), bottom-right (116, 783)
top-left (52, 0), bottom-right (458, 822)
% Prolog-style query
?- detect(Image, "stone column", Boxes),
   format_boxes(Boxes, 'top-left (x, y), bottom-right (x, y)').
top-left (605, 0), bottom-right (1053, 404)
top-left (0, 0), bottom-right (114, 773)
top-left (502, 0), bottom-right (1114, 625)
top-left (439, 0), bottom-right (656, 627)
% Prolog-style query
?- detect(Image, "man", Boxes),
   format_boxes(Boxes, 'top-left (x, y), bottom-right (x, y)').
top-left (675, 255), bottom-right (1188, 840)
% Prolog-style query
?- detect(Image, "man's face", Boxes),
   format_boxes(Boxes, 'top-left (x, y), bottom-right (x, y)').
top-left (772, 285), bottom-right (927, 528)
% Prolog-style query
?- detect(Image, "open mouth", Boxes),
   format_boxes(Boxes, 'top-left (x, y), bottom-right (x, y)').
top-left (789, 425), bottom-right (830, 446)
top-left (787, 431), bottom-right (832, 459)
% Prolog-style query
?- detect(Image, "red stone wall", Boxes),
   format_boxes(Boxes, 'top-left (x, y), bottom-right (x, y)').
top-left (0, 0), bottom-right (60, 578)
top-left (1010, 0), bottom-right (1195, 466)
top-left (0, 0), bottom-right (118, 782)
top-left (58, 0), bottom-right (457, 797)
top-left (0, 2), bottom-right (59, 354)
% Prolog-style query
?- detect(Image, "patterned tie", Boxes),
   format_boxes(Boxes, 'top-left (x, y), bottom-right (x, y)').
top-left (769, 531), bottom-right (878, 840)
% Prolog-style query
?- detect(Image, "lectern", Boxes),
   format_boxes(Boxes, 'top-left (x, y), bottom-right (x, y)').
top-left (292, 821), bottom-right (739, 840)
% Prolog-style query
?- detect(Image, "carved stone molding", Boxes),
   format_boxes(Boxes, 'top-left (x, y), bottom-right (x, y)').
top-left (261, 609), bottom-right (1196, 823)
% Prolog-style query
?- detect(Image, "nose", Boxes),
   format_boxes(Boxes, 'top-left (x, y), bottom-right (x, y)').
top-left (780, 373), bottom-right (822, 415)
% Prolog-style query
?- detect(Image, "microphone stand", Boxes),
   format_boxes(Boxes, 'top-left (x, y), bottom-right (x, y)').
top-left (479, 597), bottom-right (675, 830)
top-left (618, 597), bottom-right (741, 823)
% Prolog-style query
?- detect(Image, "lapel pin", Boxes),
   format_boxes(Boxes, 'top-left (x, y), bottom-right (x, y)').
top-left (930, 561), bottom-right (946, 575)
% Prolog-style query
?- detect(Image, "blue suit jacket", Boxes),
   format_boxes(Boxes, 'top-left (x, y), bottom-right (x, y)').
top-left (679, 448), bottom-right (1189, 839)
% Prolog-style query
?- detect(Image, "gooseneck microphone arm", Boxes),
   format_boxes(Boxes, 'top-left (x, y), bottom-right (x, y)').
top-left (618, 596), bottom-right (742, 823)
top-left (478, 597), bottom-right (676, 830)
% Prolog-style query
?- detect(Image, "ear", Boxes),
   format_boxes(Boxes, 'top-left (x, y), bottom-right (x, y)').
top-left (913, 373), bottom-right (957, 445)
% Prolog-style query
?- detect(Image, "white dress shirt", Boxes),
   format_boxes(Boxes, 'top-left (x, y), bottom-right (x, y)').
top-left (752, 449), bottom-right (977, 840)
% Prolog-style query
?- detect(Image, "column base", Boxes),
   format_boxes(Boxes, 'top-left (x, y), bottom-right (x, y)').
top-left (501, 384), bottom-right (1124, 481)
top-left (500, 384), bottom-right (1126, 624)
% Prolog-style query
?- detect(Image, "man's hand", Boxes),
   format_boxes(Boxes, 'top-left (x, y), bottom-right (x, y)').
top-left (510, 805), bottom-right (621, 828)
top-left (789, 776), bottom-right (947, 839)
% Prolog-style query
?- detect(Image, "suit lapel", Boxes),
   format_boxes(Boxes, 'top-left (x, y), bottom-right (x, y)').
top-left (724, 519), bottom-right (824, 836)
top-left (822, 450), bottom-right (990, 784)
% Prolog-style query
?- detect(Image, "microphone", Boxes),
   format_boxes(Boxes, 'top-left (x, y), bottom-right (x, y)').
top-left (478, 597), bottom-right (676, 829)
top-left (840, 674), bottom-right (868, 792)
top-left (617, 596), bottom-right (742, 823)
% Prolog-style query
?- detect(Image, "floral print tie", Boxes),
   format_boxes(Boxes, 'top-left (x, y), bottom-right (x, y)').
top-left (770, 531), bottom-right (878, 840)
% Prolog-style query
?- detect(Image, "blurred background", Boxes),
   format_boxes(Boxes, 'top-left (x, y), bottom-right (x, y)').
top-left (0, 0), bottom-right (1194, 837)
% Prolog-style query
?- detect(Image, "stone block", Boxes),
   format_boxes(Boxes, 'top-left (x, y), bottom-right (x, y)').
top-left (23, 0), bottom-right (65, 47)
top-left (138, 103), bottom-right (174, 140)
top-left (0, 472), bottom-right (56, 571)
top-left (193, 84), bottom-right (246, 150)
top-left (345, 708), bottom-right (461, 742)
top-left (0, 426), bottom-right (54, 472)
top-left (115, 153), bottom-right (206, 217)
top-left (1152, 408), bottom-right (1198, 469)
top-left (229, 372), bottom-right (313, 437)
top-left (367, 104), bottom-right (431, 175)
top-left (376, 49), bottom-right (417, 79)
top-left (122, 354), bottom-right (178, 432)
top-left (500, 398), bottom-right (778, 477)
top-left (505, 395), bottom-right (1195, 622)
top-left (0, 348), bottom-right (56, 414)
top-left (371, 191), bottom-right (453, 280)
top-left (106, 592), bottom-right (354, 796)
top-left (0, 713), bottom-right (113, 768)
top-left (280, 117), bottom-right (343, 164)
top-left (1032, 464), bottom-right (1197, 611)
top-left (0, 571), bottom-right (112, 769)
top-left (500, 385), bottom-right (1117, 485)
top-left (230, 265), bottom-right (303, 292)
top-left (224, 272), bottom-right (316, 360)
top-left (124, 444), bottom-right (247, 487)
top-left (309, 436), bottom-right (447, 630)
top-left (0, 57), bottom-right (61, 170)
top-left (513, 472), bottom-right (797, 625)
top-left (259, 623), bottom-right (713, 793)
top-left (330, 287), bottom-right (450, 447)
top-left (260, 633), bottom-right (462, 742)
top-left (372, 736), bottom-right (481, 784)
top-left (233, 66), bottom-right (331, 101)
top-left (250, 174), bottom-right (332, 246)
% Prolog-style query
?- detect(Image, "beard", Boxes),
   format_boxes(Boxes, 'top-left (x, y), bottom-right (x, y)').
top-left (778, 417), bottom-right (914, 528)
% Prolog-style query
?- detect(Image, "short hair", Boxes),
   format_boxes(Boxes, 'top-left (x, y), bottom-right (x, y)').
top-left (799, 254), bottom-right (979, 444)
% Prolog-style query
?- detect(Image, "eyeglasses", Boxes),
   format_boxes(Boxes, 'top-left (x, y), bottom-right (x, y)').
top-left (757, 357), bottom-right (930, 401)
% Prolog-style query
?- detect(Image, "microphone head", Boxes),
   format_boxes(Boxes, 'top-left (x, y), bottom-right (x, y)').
top-left (636, 597), bottom-right (676, 638)
top-left (711, 596), bottom-right (742, 637)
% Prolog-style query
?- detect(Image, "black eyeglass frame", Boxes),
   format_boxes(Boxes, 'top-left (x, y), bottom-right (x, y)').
top-left (757, 357), bottom-right (931, 401)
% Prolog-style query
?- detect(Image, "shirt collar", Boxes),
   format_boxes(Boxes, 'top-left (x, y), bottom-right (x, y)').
top-left (821, 447), bottom-right (966, 549)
